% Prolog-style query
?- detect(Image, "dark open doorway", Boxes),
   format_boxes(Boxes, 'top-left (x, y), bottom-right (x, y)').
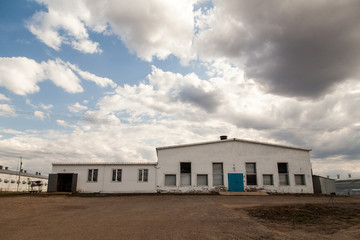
top-left (48, 173), bottom-right (78, 192)
top-left (57, 174), bottom-right (73, 192)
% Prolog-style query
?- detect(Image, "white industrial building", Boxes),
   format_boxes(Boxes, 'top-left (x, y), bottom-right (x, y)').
top-left (49, 162), bottom-right (157, 193)
top-left (0, 166), bottom-right (48, 192)
top-left (48, 137), bottom-right (314, 194)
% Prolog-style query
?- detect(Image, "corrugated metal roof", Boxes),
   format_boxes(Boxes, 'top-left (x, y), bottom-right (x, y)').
top-left (52, 162), bottom-right (157, 166)
top-left (156, 138), bottom-right (311, 152)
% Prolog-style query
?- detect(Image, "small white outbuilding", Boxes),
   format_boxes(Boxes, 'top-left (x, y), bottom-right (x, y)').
top-left (48, 137), bottom-right (314, 194)
top-left (49, 162), bottom-right (157, 193)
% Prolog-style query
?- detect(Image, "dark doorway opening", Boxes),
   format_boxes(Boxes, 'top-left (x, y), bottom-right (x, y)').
top-left (56, 173), bottom-right (77, 192)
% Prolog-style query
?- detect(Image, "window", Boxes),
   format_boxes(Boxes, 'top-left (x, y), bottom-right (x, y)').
top-left (11, 180), bottom-right (15, 183)
top-left (112, 169), bottom-right (122, 182)
top-left (278, 163), bottom-right (289, 185)
top-left (138, 169), bottom-right (148, 182)
top-left (180, 162), bottom-right (191, 186)
top-left (263, 174), bottom-right (273, 185)
top-left (197, 174), bottom-right (208, 186)
top-left (88, 169), bottom-right (98, 182)
top-left (246, 163), bottom-right (257, 185)
top-left (295, 174), bottom-right (306, 185)
top-left (213, 163), bottom-right (223, 186)
top-left (165, 174), bottom-right (176, 186)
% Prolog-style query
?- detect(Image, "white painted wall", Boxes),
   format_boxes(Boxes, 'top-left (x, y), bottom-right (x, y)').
top-left (156, 140), bottom-right (313, 193)
top-left (52, 164), bottom-right (157, 193)
top-left (0, 172), bottom-right (48, 192)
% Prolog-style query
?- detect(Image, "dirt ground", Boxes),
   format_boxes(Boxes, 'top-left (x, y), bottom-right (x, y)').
top-left (0, 194), bottom-right (359, 240)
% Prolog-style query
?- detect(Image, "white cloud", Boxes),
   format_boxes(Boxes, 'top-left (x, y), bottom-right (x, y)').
top-left (27, 2), bottom-right (102, 54)
top-left (0, 57), bottom-right (45, 95)
top-left (0, 104), bottom-right (16, 116)
top-left (0, 128), bottom-right (24, 135)
top-left (56, 120), bottom-right (70, 128)
top-left (68, 102), bottom-right (88, 113)
top-left (0, 94), bottom-right (10, 102)
top-left (1, 63), bottom-right (360, 177)
top-left (42, 59), bottom-right (83, 93)
top-left (67, 63), bottom-right (117, 88)
top-left (34, 111), bottom-right (46, 120)
top-left (40, 103), bottom-right (53, 110)
top-left (27, 0), bottom-right (196, 61)
top-left (0, 57), bottom-right (115, 95)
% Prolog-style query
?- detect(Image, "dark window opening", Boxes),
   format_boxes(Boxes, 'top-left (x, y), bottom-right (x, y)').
top-left (180, 162), bottom-right (191, 185)
top-left (246, 163), bottom-right (257, 185)
top-left (278, 163), bottom-right (289, 185)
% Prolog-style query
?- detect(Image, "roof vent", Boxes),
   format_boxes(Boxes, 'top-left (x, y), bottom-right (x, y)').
top-left (220, 135), bottom-right (228, 140)
top-left (348, 173), bottom-right (351, 178)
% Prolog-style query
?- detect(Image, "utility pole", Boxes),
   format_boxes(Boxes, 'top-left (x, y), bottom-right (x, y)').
top-left (17, 156), bottom-right (22, 192)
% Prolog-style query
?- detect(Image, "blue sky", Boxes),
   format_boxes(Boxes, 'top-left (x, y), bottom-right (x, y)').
top-left (1, 0), bottom-right (360, 178)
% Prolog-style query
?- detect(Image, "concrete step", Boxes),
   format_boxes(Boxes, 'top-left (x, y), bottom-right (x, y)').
top-left (219, 191), bottom-right (268, 196)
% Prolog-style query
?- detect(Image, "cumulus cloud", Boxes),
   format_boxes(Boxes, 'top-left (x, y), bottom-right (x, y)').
top-left (0, 94), bottom-right (10, 102)
top-left (40, 103), bottom-right (53, 110)
top-left (34, 110), bottom-right (46, 120)
top-left (56, 120), bottom-right (70, 128)
top-left (0, 57), bottom-right (116, 95)
top-left (68, 102), bottom-right (88, 113)
top-left (27, 1), bottom-right (102, 54)
top-left (194, 0), bottom-right (360, 98)
top-left (0, 104), bottom-right (16, 116)
top-left (27, 0), bottom-right (195, 61)
top-left (67, 63), bottom-right (117, 88)
top-left (1, 62), bottom-right (360, 177)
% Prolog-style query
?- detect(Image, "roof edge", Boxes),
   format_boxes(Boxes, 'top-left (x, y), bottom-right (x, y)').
top-left (156, 138), bottom-right (311, 152)
top-left (52, 162), bottom-right (158, 166)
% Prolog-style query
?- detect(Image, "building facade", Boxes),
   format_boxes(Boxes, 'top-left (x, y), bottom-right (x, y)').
top-left (49, 138), bottom-right (314, 194)
top-left (49, 162), bottom-right (157, 193)
top-left (335, 178), bottom-right (360, 195)
top-left (156, 138), bottom-right (313, 193)
top-left (0, 166), bottom-right (48, 192)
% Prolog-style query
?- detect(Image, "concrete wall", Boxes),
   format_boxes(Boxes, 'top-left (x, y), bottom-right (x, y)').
top-left (52, 164), bottom-right (157, 193)
top-left (0, 172), bottom-right (48, 192)
top-left (157, 140), bottom-right (313, 193)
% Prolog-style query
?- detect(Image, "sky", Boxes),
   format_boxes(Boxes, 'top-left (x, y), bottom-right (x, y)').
top-left (0, 0), bottom-right (359, 178)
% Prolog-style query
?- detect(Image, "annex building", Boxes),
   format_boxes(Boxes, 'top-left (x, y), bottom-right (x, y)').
top-left (48, 137), bottom-right (314, 194)
top-left (0, 166), bottom-right (48, 192)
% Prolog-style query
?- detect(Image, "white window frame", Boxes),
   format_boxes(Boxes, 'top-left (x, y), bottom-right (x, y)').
top-left (88, 169), bottom-right (98, 182)
top-left (138, 169), bottom-right (148, 182)
top-left (112, 169), bottom-right (122, 182)
top-left (212, 162), bottom-right (224, 186)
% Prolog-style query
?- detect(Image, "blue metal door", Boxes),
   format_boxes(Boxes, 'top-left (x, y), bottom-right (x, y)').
top-left (228, 173), bottom-right (244, 191)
